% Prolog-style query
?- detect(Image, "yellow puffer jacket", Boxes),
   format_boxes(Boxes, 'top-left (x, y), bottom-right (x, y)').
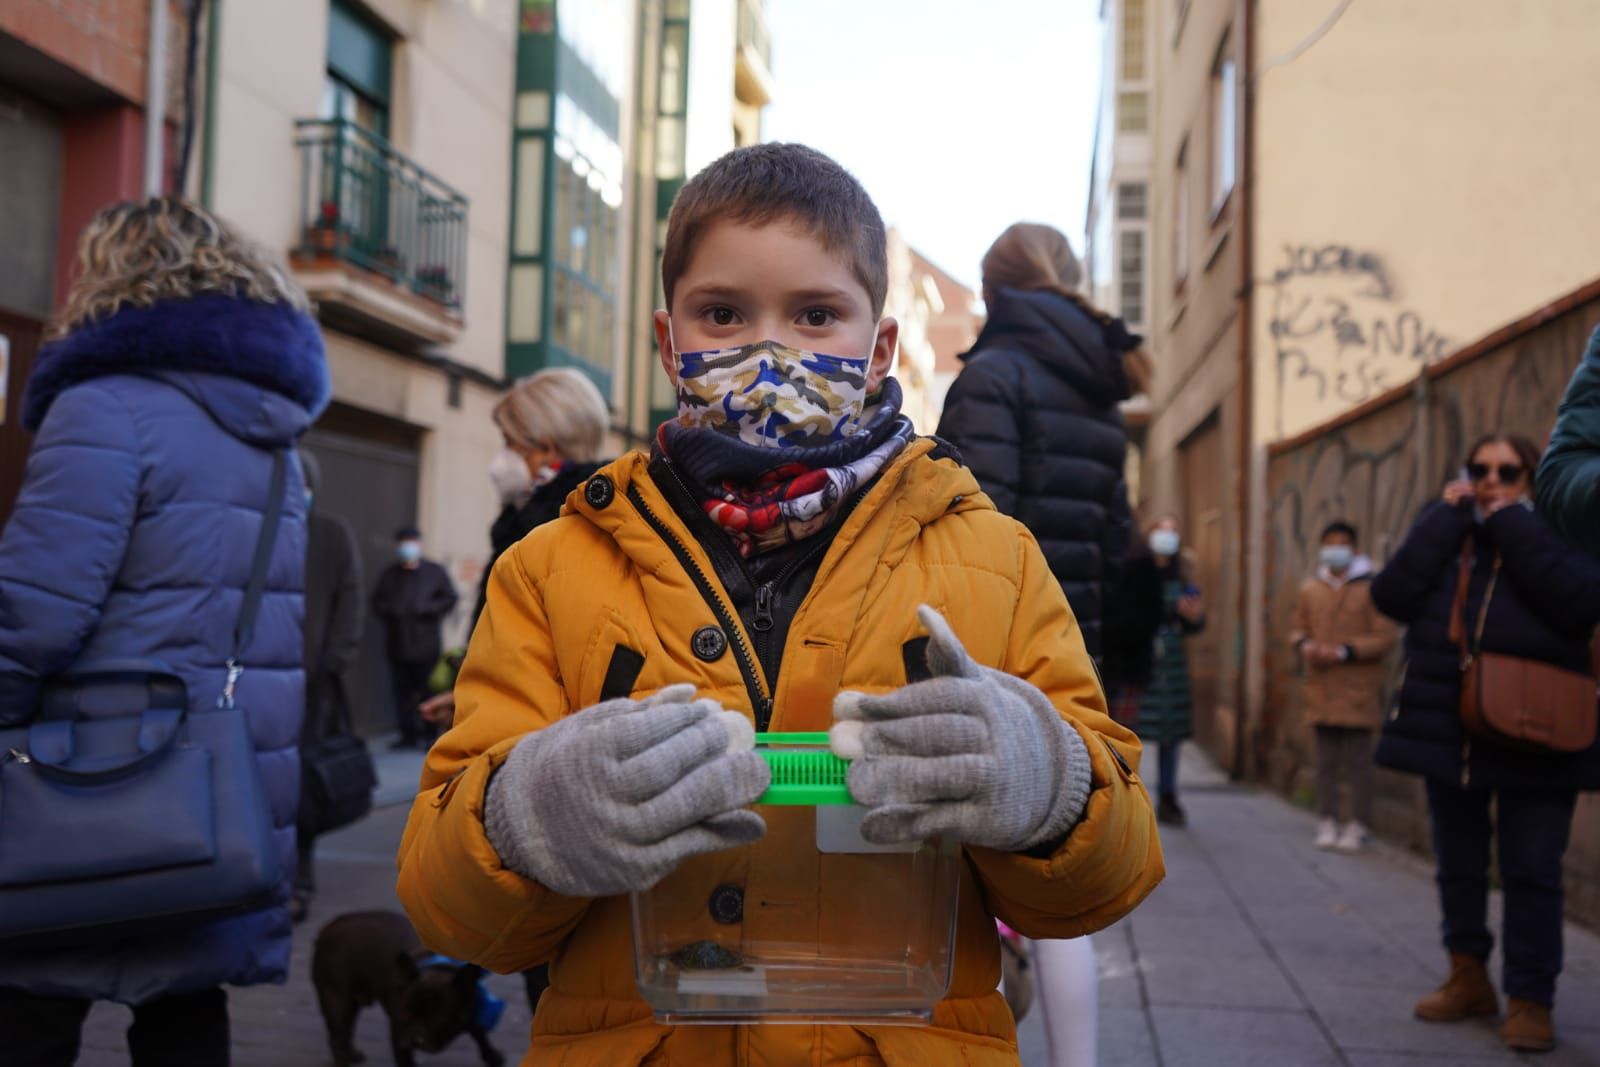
top-left (397, 441), bottom-right (1164, 1066)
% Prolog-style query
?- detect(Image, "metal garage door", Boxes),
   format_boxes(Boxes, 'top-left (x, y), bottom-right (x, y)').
top-left (303, 402), bottom-right (423, 737)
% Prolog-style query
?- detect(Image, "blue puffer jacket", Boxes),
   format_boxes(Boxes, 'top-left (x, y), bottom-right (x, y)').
top-left (1371, 499), bottom-right (1600, 791)
top-left (0, 295), bottom-right (329, 1004)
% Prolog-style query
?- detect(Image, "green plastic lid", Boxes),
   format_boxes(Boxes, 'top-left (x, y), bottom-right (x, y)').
top-left (753, 732), bottom-right (852, 805)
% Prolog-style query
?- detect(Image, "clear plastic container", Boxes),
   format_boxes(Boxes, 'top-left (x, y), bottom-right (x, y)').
top-left (631, 733), bottom-right (961, 1025)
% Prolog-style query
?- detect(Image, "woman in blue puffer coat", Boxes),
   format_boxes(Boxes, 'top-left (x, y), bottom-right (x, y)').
top-left (0, 198), bottom-right (329, 1066)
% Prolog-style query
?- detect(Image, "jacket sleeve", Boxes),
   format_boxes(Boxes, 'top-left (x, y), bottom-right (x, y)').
top-left (1288, 583), bottom-right (1312, 648)
top-left (1348, 585), bottom-right (1399, 661)
top-left (324, 519), bottom-right (365, 674)
top-left (428, 565), bottom-right (460, 619)
top-left (1485, 504), bottom-right (1600, 635)
top-left (1371, 501), bottom-right (1470, 623)
top-left (1536, 326), bottom-right (1600, 554)
top-left (0, 385), bottom-right (141, 723)
top-left (964, 526), bottom-right (1164, 939)
top-left (935, 355), bottom-right (1022, 516)
top-left (396, 543), bottom-right (587, 973)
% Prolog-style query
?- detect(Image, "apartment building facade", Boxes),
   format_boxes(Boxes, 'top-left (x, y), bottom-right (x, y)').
top-left (1086, 0), bottom-right (1600, 774)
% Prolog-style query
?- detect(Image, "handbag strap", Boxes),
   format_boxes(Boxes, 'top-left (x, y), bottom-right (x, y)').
top-left (221, 449), bottom-right (289, 709)
top-left (1448, 539), bottom-right (1501, 666)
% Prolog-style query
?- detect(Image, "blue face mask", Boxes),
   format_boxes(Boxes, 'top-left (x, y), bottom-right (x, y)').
top-left (1320, 545), bottom-right (1354, 573)
top-left (398, 541), bottom-right (422, 565)
top-left (1149, 530), bottom-right (1181, 558)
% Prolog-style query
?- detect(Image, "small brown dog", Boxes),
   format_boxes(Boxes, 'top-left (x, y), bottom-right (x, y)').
top-left (312, 910), bottom-right (504, 1067)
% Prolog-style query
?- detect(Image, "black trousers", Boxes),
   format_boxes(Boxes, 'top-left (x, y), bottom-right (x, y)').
top-left (390, 658), bottom-right (437, 745)
top-left (0, 986), bottom-right (229, 1067)
top-left (1426, 779), bottom-right (1579, 1006)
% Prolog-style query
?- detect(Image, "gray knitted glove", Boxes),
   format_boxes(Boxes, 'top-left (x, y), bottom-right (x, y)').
top-left (484, 685), bottom-right (771, 896)
top-left (830, 606), bottom-right (1093, 851)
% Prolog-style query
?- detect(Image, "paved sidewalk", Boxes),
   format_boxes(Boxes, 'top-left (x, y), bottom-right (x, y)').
top-left (1068, 747), bottom-right (1600, 1067)
top-left (73, 741), bottom-right (1600, 1065)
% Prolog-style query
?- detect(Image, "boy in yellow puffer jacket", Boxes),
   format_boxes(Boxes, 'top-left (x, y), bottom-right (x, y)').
top-left (397, 143), bottom-right (1164, 1066)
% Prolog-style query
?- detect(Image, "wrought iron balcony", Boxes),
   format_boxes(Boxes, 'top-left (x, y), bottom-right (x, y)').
top-left (294, 119), bottom-right (468, 317)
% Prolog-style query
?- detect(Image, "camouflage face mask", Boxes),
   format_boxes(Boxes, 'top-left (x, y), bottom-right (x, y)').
top-left (674, 339), bottom-right (871, 449)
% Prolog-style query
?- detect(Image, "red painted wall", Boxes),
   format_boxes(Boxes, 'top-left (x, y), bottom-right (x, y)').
top-left (54, 105), bottom-right (149, 304)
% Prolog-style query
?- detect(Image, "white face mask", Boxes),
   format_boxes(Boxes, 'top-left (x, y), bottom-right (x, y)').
top-left (489, 447), bottom-right (534, 502)
top-left (1320, 544), bottom-right (1354, 573)
top-left (1149, 529), bottom-right (1181, 558)
top-left (397, 540), bottom-right (423, 565)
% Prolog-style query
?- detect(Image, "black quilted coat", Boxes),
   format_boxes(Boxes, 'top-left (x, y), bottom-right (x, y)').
top-left (936, 287), bottom-right (1137, 658)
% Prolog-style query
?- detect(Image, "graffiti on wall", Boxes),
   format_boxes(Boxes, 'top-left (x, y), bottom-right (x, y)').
top-left (1271, 244), bottom-right (1451, 436)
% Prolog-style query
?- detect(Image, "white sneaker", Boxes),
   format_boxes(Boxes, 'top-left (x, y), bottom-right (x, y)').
top-left (1336, 822), bottom-right (1369, 853)
top-left (1314, 817), bottom-right (1339, 850)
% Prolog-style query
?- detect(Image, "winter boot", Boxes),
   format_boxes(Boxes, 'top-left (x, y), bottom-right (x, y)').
top-left (1502, 998), bottom-right (1555, 1053)
top-left (1414, 953), bottom-right (1499, 1021)
top-left (1157, 794), bottom-right (1187, 827)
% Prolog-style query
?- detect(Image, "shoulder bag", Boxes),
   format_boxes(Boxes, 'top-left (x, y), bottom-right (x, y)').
top-left (0, 450), bottom-right (290, 940)
top-left (1449, 541), bottom-right (1598, 754)
top-left (300, 673), bottom-right (377, 837)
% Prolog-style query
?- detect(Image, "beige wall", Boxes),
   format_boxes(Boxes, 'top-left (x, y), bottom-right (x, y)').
top-left (210, 0), bottom-right (517, 650)
top-left (1251, 0), bottom-right (1600, 442)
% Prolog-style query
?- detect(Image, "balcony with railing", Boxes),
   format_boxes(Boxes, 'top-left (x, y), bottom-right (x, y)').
top-left (292, 119), bottom-right (469, 346)
top-left (735, 0), bottom-right (774, 107)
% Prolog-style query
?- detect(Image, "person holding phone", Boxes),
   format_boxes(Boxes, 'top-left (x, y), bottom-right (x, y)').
top-left (1371, 434), bottom-right (1600, 1052)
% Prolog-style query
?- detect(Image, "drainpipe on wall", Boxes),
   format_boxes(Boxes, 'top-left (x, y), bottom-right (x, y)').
top-left (200, 0), bottom-right (222, 208)
top-left (1232, 0), bottom-right (1257, 780)
top-left (144, 0), bottom-right (170, 196)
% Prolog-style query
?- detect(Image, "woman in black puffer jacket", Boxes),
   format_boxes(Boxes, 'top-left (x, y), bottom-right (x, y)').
top-left (1372, 433), bottom-right (1600, 1054)
top-left (936, 222), bottom-right (1147, 660)
top-left (937, 222), bottom-right (1147, 1067)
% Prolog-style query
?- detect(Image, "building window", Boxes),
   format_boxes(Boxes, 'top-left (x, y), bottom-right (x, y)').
top-left (1211, 36), bottom-right (1237, 217)
top-left (1117, 90), bottom-right (1148, 134)
top-left (1121, 0), bottom-right (1147, 81)
top-left (1174, 139), bottom-right (1190, 291)
top-left (1117, 181), bottom-right (1148, 221)
top-left (1118, 228), bottom-right (1146, 327)
top-left (325, 0), bottom-right (392, 137)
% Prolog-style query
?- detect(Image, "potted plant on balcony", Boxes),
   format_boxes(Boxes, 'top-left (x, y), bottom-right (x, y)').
top-left (416, 264), bottom-right (456, 306)
top-left (308, 200), bottom-right (342, 256)
top-left (371, 245), bottom-right (403, 279)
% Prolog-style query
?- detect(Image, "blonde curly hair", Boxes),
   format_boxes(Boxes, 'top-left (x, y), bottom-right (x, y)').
top-left (51, 197), bottom-right (309, 339)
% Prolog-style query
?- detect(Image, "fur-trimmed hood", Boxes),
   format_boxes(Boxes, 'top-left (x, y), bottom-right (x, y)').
top-left (23, 295), bottom-right (331, 437)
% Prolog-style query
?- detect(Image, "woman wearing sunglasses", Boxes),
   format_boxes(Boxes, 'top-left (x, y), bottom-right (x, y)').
top-left (1370, 433), bottom-right (1600, 1053)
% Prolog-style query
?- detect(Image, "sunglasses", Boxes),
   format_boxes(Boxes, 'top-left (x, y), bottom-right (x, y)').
top-left (1467, 462), bottom-right (1525, 483)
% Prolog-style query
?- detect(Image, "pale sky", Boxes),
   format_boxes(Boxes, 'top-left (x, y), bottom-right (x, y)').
top-left (763, 0), bottom-right (1105, 293)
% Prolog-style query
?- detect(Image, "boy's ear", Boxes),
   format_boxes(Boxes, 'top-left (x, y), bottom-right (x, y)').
top-left (867, 316), bottom-right (899, 392)
top-left (654, 310), bottom-right (679, 386)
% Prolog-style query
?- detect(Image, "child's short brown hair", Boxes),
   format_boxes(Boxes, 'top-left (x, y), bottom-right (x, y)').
top-left (661, 143), bottom-right (888, 316)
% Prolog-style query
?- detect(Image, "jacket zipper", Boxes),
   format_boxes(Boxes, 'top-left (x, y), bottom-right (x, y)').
top-left (626, 484), bottom-right (773, 728)
top-left (752, 489), bottom-right (868, 638)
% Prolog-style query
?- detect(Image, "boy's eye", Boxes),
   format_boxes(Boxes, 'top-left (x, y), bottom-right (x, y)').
top-left (708, 306), bottom-right (738, 326)
top-left (800, 308), bottom-right (836, 328)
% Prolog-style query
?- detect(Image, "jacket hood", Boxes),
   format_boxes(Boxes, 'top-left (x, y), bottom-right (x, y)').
top-left (24, 294), bottom-right (331, 434)
top-left (962, 287), bottom-right (1139, 408)
top-left (1317, 554), bottom-right (1374, 586)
